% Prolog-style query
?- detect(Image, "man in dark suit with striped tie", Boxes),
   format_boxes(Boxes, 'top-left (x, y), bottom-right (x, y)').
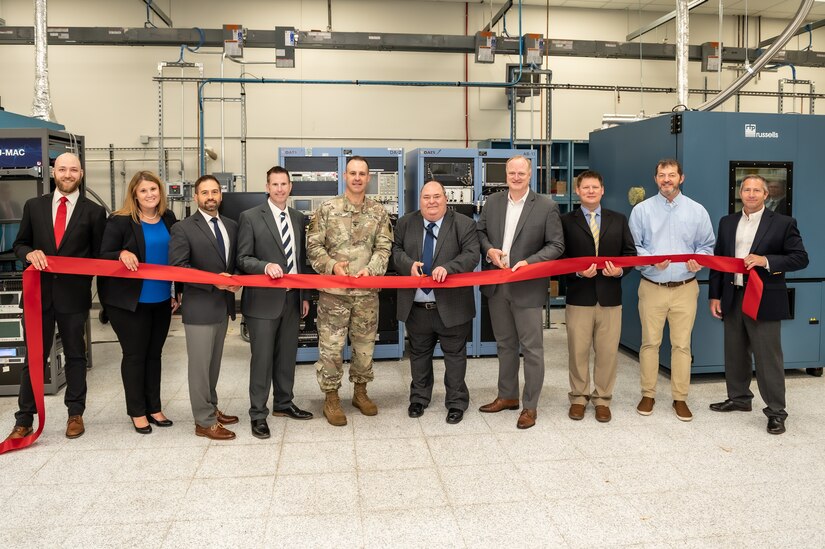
top-left (561, 170), bottom-right (636, 423)
top-left (6, 153), bottom-right (106, 441)
top-left (236, 167), bottom-right (313, 439)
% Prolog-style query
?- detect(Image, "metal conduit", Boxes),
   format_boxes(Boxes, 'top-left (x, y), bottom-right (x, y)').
top-left (698, 0), bottom-right (815, 111)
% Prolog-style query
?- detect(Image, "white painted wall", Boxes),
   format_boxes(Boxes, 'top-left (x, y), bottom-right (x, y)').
top-left (0, 0), bottom-right (821, 207)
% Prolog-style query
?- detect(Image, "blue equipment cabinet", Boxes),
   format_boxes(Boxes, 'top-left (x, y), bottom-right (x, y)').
top-left (405, 148), bottom-right (538, 357)
top-left (590, 111), bottom-right (823, 374)
top-left (278, 147), bottom-right (405, 362)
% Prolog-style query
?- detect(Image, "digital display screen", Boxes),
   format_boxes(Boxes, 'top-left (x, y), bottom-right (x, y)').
top-left (0, 347), bottom-right (18, 357)
top-left (0, 180), bottom-right (38, 222)
top-left (0, 320), bottom-right (22, 339)
top-left (0, 293), bottom-right (20, 306)
top-left (292, 199), bottom-right (312, 211)
top-left (729, 161), bottom-right (792, 215)
top-left (484, 162), bottom-right (507, 184)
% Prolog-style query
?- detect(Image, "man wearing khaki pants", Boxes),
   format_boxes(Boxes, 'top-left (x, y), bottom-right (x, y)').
top-left (628, 159), bottom-right (715, 422)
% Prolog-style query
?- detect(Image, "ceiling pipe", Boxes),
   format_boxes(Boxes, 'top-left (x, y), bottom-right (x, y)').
top-left (697, 0), bottom-right (815, 111)
top-left (31, 0), bottom-right (56, 121)
top-left (676, 0), bottom-right (689, 109)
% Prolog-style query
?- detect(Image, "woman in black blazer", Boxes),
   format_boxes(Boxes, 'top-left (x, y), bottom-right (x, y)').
top-left (99, 171), bottom-right (179, 434)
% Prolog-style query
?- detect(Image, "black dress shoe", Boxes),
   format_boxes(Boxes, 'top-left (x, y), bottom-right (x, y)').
top-left (709, 399), bottom-right (752, 412)
top-left (767, 416), bottom-right (786, 435)
top-left (131, 418), bottom-right (152, 435)
top-left (408, 402), bottom-right (425, 418)
top-left (272, 404), bottom-right (313, 420)
top-left (147, 415), bottom-right (174, 427)
top-left (251, 419), bottom-right (271, 439)
top-left (446, 408), bottom-right (464, 424)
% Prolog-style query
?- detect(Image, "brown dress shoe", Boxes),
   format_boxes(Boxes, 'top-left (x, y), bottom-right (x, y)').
top-left (568, 404), bottom-right (586, 421)
top-left (636, 397), bottom-right (655, 416)
top-left (516, 408), bottom-right (537, 429)
top-left (6, 426), bottom-right (33, 440)
top-left (594, 405), bottom-right (611, 423)
top-left (195, 423), bottom-right (236, 440)
top-left (215, 409), bottom-right (239, 425)
top-left (672, 400), bottom-right (693, 422)
top-left (479, 398), bottom-right (519, 413)
top-left (66, 415), bottom-right (85, 439)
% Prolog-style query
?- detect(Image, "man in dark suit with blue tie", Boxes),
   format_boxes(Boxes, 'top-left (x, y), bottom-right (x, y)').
top-left (393, 181), bottom-right (480, 424)
top-left (169, 175), bottom-right (241, 440)
top-left (708, 175), bottom-right (808, 435)
top-left (237, 166), bottom-right (313, 439)
top-left (5, 153), bottom-right (106, 441)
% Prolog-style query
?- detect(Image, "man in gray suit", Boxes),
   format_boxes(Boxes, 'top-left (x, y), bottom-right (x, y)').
top-left (169, 175), bottom-right (241, 440)
top-left (477, 155), bottom-right (565, 429)
top-left (393, 181), bottom-right (480, 424)
top-left (237, 166), bottom-right (313, 439)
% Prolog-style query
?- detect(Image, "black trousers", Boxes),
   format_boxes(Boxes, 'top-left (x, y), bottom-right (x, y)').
top-left (246, 291), bottom-right (300, 420)
top-left (724, 289), bottom-right (787, 419)
top-left (406, 305), bottom-right (471, 411)
top-left (107, 300), bottom-right (172, 417)
top-left (16, 307), bottom-right (89, 428)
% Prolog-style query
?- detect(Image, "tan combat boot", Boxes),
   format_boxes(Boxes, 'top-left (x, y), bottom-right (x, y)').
top-left (352, 383), bottom-right (378, 416)
top-left (323, 391), bottom-right (347, 426)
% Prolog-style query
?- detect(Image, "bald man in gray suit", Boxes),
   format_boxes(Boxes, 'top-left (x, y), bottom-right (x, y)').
top-left (477, 155), bottom-right (564, 429)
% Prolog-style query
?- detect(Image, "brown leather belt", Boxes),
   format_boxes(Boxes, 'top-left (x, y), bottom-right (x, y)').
top-left (642, 276), bottom-right (696, 288)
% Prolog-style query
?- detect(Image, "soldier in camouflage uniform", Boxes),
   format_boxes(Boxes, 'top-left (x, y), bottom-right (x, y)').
top-left (306, 156), bottom-right (393, 426)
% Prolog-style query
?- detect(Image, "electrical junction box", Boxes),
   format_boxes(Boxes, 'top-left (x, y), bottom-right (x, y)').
top-left (223, 24), bottom-right (244, 59)
top-left (701, 42), bottom-right (722, 72)
top-left (276, 26), bottom-right (296, 68)
top-left (475, 31), bottom-right (496, 64)
top-left (522, 33), bottom-right (544, 65)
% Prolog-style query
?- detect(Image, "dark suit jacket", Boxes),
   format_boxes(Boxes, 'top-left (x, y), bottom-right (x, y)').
top-left (392, 210), bottom-right (480, 328)
top-left (236, 203), bottom-right (306, 319)
top-left (561, 207), bottom-right (636, 307)
top-left (709, 209), bottom-right (808, 321)
top-left (13, 193), bottom-right (106, 313)
top-left (98, 211), bottom-right (177, 311)
top-left (169, 212), bottom-right (238, 325)
top-left (477, 190), bottom-right (565, 308)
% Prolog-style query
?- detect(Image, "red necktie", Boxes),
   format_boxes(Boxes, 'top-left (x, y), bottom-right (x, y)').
top-left (54, 196), bottom-right (68, 248)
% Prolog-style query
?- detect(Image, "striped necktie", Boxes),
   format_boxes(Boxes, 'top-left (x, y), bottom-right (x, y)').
top-left (588, 211), bottom-right (599, 256)
top-left (280, 211), bottom-right (294, 274)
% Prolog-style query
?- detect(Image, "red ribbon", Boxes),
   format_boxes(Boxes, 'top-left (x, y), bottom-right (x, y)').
top-left (0, 253), bottom-right (756, 454)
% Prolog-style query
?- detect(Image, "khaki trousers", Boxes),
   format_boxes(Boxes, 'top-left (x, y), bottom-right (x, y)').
top-left (637, 278), bottom-right (699, 401)
top-left (565, 304), bottom-right (622, 406)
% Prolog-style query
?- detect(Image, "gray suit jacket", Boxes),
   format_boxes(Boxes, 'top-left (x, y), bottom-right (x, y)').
top-left (236, 202), bottom-right (306, 319)
top-left (169, 212), bottom-right (238, 325)
top-left (477, 189), bottom-right (564, 308)
top-left (393, 210), bottom-right (480, 328)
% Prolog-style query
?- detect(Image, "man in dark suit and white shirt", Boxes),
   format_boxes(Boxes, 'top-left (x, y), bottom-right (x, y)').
top-left (561, 170), bottom-right (636, 423)
top-left (708, 174), bottom-right (808, 435)
top-left (5, 153), bottom-right (106, 441)
top-left (393, 181), bottom-right (480, 424)
top-left (237, 166), bottom-right (313, 439)
top-left (477, 155), bottom-right (565, 429)
top-left (169, 175), bottom-right (241, 440)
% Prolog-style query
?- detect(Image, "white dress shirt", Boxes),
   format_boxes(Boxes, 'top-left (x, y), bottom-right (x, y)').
top-left (199, 209), bottom-right (229, 264)
top-left (735, 206), bottom-right (768, 286)
top-left (53, 189), bottom-right (80, 226)
top-left (501, 191), bottom-right (528, 262)
top-left (269, 201), bottom-right (297, 275)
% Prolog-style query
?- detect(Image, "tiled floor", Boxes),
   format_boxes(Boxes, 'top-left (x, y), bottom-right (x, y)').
top-left (1, 313), bottom-right (824, 548)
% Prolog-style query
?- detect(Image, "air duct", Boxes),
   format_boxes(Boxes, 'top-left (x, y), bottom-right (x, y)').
top-left (31, 0), bottom-right (56, 122)
top-left (676, 0), bottom-right (689, 109)
top-left (698, 0), bottom-right (815, 111)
